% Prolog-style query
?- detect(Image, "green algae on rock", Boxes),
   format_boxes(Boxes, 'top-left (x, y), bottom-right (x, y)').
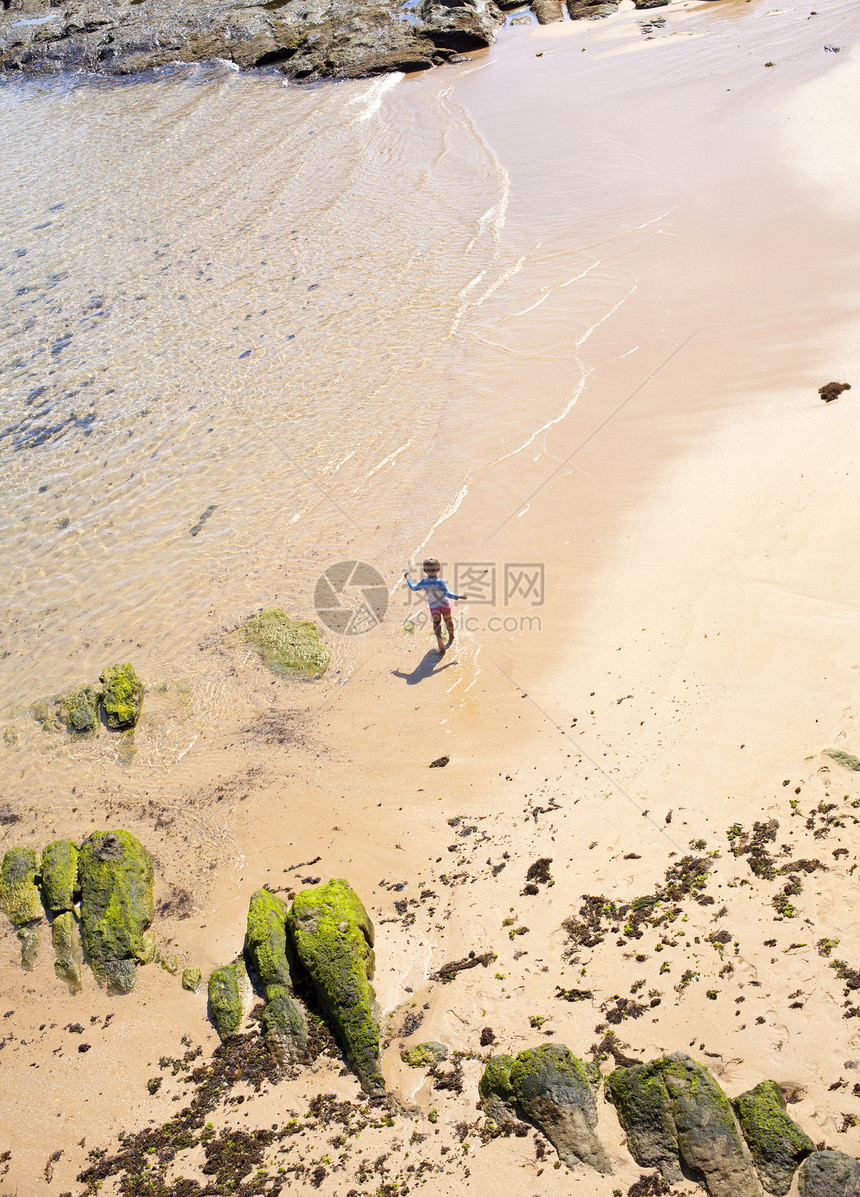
top-left (41, 839), bottom-right (80, 913)
top-left (17, 924), bottom-right (40, 970)
top-left (287, 878), bottom-right (383, 1094)
top-left (824, 749), bottom-right (860, 772)
top-left (508, 1044), bottom-right (611, 1174)
top-left (182, 967), bottom-right (202, 993)
top-left (79, 830), bottom-right (154, 992)
top-left (607, 1053), bottom-right (763, 1197)
top-left (797, 1150), bottom-right (860, 1196)
top-left (401, 1041), bottom-right (448, 1068)
top-left (245, 889), bottom-right (308, 1064)
top-left (242, 608), bottom-right (330, 679)
top-left (733, 1079), bottom-right (814, 1195)
top-left (209, 959), bottom-right (252, 1041)
top-left (52, 910), bottom-right (83, 991)
top-left (479, 1054), bottom-right (516, 1124)
top-left (100, 663), bottom-right (144, 729)
top-left (60, 683), bottom-right (101, 734)
top-left (0, 846), bottom-right (44, 925)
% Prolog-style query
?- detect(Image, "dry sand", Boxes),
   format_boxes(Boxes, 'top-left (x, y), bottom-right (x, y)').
top-left (2, 2), bottom-right (860, 1194)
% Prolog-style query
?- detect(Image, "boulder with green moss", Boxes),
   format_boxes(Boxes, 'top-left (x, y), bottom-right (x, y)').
top-left (244, 888), bottom-right (308, 1064)
top-left (824, 749), bottom-right (860, 772)
top-left (79, 830), bottom-right (154, 992)
top-left (209, 959), bottom-right (252, 1040)
top-left (242, 608), bottom-right (330, 679)
top-left (510, 1045), bottom-right (611, 1173)
top-left (17, 925), bottom-right (40, 970)
top-left (41, 840), bottom-right (81, 913)
top-left (401, 1041), bottom-right (448, 1068)
top-left (479, 1053), bottom-right (517, 1125)
top-left (733, 1079), bottom-right (814, 1194)
top-left (100, 663), bottom-right (144, 729)
top-left (52, 910), bottom-right (82, 990)
top-left (182, 967), bottom-right (202, 993)
top-left (286, 878), bottom-right (382, 1094)
top-left (0, 846), bottom-right (44, 925)
top-left (60, 684), bottom-right (101, 734)
top-left (607, 1053), bottom-right (763, 1197)
top-left (797, 1150), bottom-right (860, 1196)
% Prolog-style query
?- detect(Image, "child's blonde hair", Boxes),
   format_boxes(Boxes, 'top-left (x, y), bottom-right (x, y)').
top-left (423, 558), bottom-right (441, 575)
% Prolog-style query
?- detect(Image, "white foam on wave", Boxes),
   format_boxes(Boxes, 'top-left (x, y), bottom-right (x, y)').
top-left (346, 72), bottom-right (404, 124)
top-left (365, 438), bottom-right (413, 479)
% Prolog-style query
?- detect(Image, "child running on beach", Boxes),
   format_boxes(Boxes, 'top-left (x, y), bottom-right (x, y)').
top-left (403, 558), bottom-right (467, 655)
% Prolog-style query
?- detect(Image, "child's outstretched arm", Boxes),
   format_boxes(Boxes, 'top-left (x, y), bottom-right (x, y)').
top-left (403, 571), bottom-right (421, 592)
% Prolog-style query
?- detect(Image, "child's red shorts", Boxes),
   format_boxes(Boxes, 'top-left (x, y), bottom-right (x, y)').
top-left (430, 604), bottom-right (452, 619)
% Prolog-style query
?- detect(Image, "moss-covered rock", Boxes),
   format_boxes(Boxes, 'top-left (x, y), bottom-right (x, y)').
top-left (606, 1059), bottom-right (682, 1182)
top-left (287, 878), bottom-right (382, 1094)
top-left (17, 924), bottom-right (40, 970)
top-left (479, 1053), bottom-right (516, 1121)
top-left (182, 967), bottom-right (202, 993)
top-left (242, 608), bottom-right (330, 679)
top-left (245, 889), bottom-right (308, 1064)
top-left (100, 663), bottom-right (144, 729)
top-left (401, 1041), bottom-right (448, 1068)
top-left (79, 830), bottom-right (154, 991)
top-left (60, 684), bottom-right (101, 734)
top-left (160, 954), bottom-right (178, 974)
top-left (30, 698), bottom-right (63, 733)
top-left (824, 749), bottom-right (860, 772)
top-left (797, 1150), bottom-right (860, 1196)
top-left (52, 910), bottom-right (82, 990)
top-left (733, 1079), bottom-right (814, 1195)
top-left (41, 840), bottom-right (80, 913)
top-left (209, 959), bottom-right (252, 1040)
top-left (0, 846), bottom-right (43, 925)
top-left (509, 1044), bottom-right (611, 1173)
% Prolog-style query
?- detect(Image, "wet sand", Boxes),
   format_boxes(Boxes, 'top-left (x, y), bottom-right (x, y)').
top-left (2, 2), bottom-right (860, 1193)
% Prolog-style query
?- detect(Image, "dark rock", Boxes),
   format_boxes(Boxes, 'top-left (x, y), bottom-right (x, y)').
top-left (416, 0), bottom-right (504, 54)
top-left (79, 830), bottom-right (154, 992)
top-left (566, 0), bottom-right (619, 16)
top-left (481, 1045), bottom-right (611, 1173)
top-left (633, 0), bottom-right (669, 7)
top-left (797, 1151), bottom-right (860, 1197)
top-left (286, 878), bottom-right (383, 1095)
top-left (732, 1079), bottom-right (813, 1195)
top-left (606, 1053), bottom-right (763, 1196)
top-left (819, 381), bottom-right (851, 403)
top-left (532, 0), bottom-right (563, 22)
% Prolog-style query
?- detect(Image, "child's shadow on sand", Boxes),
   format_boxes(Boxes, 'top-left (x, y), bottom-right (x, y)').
top-left (392, 650), bottom-right (457, 685)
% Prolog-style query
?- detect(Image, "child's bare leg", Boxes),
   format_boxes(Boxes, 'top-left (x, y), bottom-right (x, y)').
top-left (444, 614), bottom-right (455, 645)
top-left (433, 614), bottom-right (445, 653)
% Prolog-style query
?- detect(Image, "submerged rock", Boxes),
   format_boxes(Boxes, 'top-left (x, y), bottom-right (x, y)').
top-left (245, 888), bottom-right (308, 1064)
top-left (52, 909), bottom-right (83, 990)
top-left (60, 683), bottom-right (101, 734)
top-left (209, 959), bottom-right (253, 1040)
top-left (401, 1041), bottom-right (449, 1068)
top-left (17, 924), bottom-right (40, 970)
top-left (733, 1079), bottom-right (814, 1195)
top-left (607, 1053), bottom-right (763, 1197)
top-left (797, 1150), bottom-right (860, 1196)
top-left (242, 608), bottom-right (330, 679)
top-left (41, 839), bottom-right (80, 913)
top-left (79, 830), bottom-right (154, 991)
top-left (287, 878), bottom-right (383, 1094)
top-left (0, 846), bottom-right (43, 925)
top-left (99, 663), bottom-right (144, 729)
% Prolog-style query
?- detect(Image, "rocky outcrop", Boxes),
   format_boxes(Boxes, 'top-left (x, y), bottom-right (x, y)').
top-left (79, 830), bottom-right (154, 992)
top-left (0, 0), bottom-right (502, 82)
top-left (245, 888), bottom-right (308, 1064)
top-left (242, 609), bottom-right (330, 679)
top-left (41, 840), bottom-right (81, 914)
top-left (287, 878), bottom-right (383, 1095)
top-left (208, 959), bottom-right (253, 1040)
top-left (797, 1151), bottom-right (860, 1196)
top-left (0, 846), bottom-right (43, 925)
top-left (60, 684), bottom-right (101, 734)
top-left (733, 1080), bottom-right (814, 1195)
top-left (606, 1053), bottom-right (764, 1197)
top-left (480, 1045), bottom-right (612, 1173)
top-left (99, 664), bottom-right (144, 730)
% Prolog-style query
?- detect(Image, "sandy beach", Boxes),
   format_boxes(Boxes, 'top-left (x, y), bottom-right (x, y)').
top-left (2, 1), bottom-right (860, 1193)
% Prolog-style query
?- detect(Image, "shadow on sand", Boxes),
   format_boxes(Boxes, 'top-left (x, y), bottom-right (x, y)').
top-left (392, 649), bottom-right (457, 685)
